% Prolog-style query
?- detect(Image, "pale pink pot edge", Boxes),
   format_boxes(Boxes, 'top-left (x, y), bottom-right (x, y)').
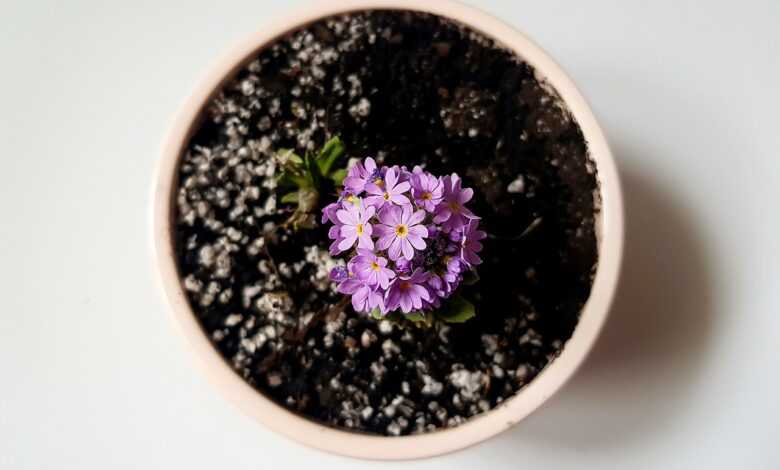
top-left (151, 0), bottom-right (624, 460)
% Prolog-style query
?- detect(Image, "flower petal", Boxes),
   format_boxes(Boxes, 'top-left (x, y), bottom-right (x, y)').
top-left (343, 176), bottom-right (365, 193)
top-left (433, 207), bottom-right (451, 223)
top-left (357, 234), bottom-right (374, 250)
top-left (366, 205), bottom-right (377, 219)
top-left (338, 235), bottom-right (356, 251)
top-left (400, 204), bottom-right (412, 224)
top-left (377, 234), bottom-right (394, 251)
top-left (336, 209), bottom-right (357, 225)
top-left (338, 278), bottom-right (362, 294)
top-left (407, 234), bottom-right (426, 250)
top-left (388, 236), bottom-right (403, 260)
top-left (340, 225), bottom-right (357, 238)
top-left (412, 284), bottom-right (431, 302)
top-left (461, 206), bottom-right (479, 219)
top-left (390, 193), bottom-right (410, 206)
top-left (458, 187), bottom-right (474, 204)
top-left (385, 167), bottom-right (397, 188)
top-left (365, 183), bottom-right (384, 196)
top-left (373, 224), bottom-right (393, 238)
top-left (386, 288), bottom-right (400, 311)
top-left (401, 238), bottom-right (414, 260)
top-left (365, 157), bottom-right (377, 173)
top-left (408, 224), bottom-right (428, 238)
top-left (385, 205), bottom-right (402, 225)
top-left (400, 295), bottom-right (412, 313)
top-left (408, 209), bottom-right (426, 226)
top-left (329, 239), bottom-right (343, 255)
top-left (393, 181), bottom-right (411, 194)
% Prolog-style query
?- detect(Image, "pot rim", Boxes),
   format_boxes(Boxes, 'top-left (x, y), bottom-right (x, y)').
top-left (150, 0), bottom-right (624, 460)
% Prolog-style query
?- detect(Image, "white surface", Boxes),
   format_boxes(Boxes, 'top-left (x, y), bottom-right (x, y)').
top-left (1, 0), bottom-right (778, 468)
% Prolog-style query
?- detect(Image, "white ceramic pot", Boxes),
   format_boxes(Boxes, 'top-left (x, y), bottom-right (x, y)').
top-left (151, 0), bottom-right (624, 460)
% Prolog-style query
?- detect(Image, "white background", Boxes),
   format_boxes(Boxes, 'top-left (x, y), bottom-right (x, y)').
top-left (2, 0), bottom-right (779, 468)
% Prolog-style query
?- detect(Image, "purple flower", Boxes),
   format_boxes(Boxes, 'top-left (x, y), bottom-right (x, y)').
top-left (412, 171), bottom-right (443, 212)
top-left (394, 257), bottom-right (413, 275)
top-left (338, 277), bottom-right (383, 313)
top-left (375, 204), bottom-right (428, 261)
top-left (443, 254), bottom-right (464, 282)
top-left (433, 174), bottom-right (478, 232)
top-left (395, 165), bottom-right (412, 183)
top-left (323, 158), bottom-right (487, 317)
top-left (322, 190), bottom-right (361, 224)
top-left (428, 253), bottom-right (464, 297)
top-left (321, 201), bottom-right (340, 224)
top-left (327, 223), bottom-right (343, 256)
top-left (460, 219), bottom-right (487, 266)
top-left (335, 204), bottom-right (375, 253)
top-left (352, 250), bottom-right (395, 289)
top-left (385, 270), bottom-right (431, 313)
top-left (365, 167), bottom-right (411, 209)
top-left (329, 266), bottom-right (349, 282)
top-left (343, 157), bottom-right (378, 195)
top-left (340, 191), bottom-right (362, 207)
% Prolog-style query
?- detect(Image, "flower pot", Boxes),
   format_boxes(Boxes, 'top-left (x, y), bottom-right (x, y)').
top-left (151, 0), bottom-right (623, 460)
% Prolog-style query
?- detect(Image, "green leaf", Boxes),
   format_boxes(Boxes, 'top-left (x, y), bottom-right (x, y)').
top-left (403, 311), bottom-right (435, 328)
top-left (404, 311), bottom-right (427, 322)
top-left (277, 148), bottom-right (304, 166)
top-left (277, 171), bottom-right (311, 189)
top-left (296, 188), bottom-right (319, 213)
top-left (435, 295), bottom-right (476, 323)
top-left (304, 153), bottom-right (322, 188)
top-left (287, 211), bottom-right (317, 230)
top-left (328, 168), bottom-right (348, 185)
top-left (461, 269), bottom-right (480, 286)
top-left (295, 213), bottom-right (317, 230)
top-left (369, 308), bottom-right (383, 320)
top-left (316, 136), bottom-right (345, 176)
top-left (280, 191), bottom-right (299, 204)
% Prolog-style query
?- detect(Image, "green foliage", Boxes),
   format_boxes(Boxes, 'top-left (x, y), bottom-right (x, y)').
top-left (461, 270), bottom-right (480, 286)
top-left (435, 295), bottom-right (476, 323)
top-left (275, 136), bottom-right (347, 230)
top-left (369, 308), bottom-right (383, 320)
top-left (369, 294), bottom-right (476, 328)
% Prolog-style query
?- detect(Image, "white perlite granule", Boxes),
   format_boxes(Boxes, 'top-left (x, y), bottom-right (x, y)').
top-left (507, 175), bottom-right (525, 193)
top-left (421, 375), bottom-right (444, 396)
top-left (448, 369), bottom-right (484, 402)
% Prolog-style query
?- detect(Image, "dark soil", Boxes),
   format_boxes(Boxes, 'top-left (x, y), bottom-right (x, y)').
top-left (174, 11), bottom-right (599, 436)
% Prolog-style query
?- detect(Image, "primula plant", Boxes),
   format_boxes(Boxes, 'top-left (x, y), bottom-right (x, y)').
top-left (275, 136), bottom-right (348, 230)
top-left (322, 158), bottom-right (486, 325)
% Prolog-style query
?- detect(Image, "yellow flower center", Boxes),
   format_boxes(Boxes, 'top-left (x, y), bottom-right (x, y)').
top-left (370, 261), bottom-right (380, 271)
top-left (383, 192), bottom-right (391, 201)
top-left (399, 281), bottom-right (412, 291)
top-left (356, 223), bottom-right (364, 235)
top-left (374, 178), bottom-right (384, 187)
top-left (421, 191), bottom-right (432, 201)
top-left (448, 201), bottom-right (461, 213)
top-left (395, 224), bottom-right (408, 237)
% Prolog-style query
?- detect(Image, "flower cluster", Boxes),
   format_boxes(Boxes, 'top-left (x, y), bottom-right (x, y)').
top-left (323, 158), bottom-right (486, 316)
